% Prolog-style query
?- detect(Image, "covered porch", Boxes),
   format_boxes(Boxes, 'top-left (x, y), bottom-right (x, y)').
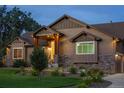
top-left (33, 27), bottom-right (60, 67)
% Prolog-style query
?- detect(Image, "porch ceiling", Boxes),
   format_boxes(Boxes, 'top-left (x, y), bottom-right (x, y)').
top-left (37, 35), bottom-right (55, 40)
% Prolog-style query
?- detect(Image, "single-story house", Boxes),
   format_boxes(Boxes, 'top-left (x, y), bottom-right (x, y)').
top-left (5, 14), bottom-right (124, 73)
top-left (6, 32), bottom-right (34, 66)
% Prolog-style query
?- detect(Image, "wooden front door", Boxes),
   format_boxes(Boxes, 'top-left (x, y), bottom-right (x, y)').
top-left (121, 56), bottom-right (124, 73)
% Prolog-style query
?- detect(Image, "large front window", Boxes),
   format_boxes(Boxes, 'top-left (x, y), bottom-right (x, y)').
top-left (13, 47), bottom-right (23, 59)
top-left (76, 41), bottom-right (95, 55)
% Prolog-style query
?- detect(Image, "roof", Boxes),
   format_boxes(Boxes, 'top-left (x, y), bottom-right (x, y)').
top-left (20, 32), bottom-right (34, 45)
top-left (49, 14), bottom-right (92, 28)
top-left (57, 29), bottom-right (83, 40)
top-left (92, 22), bottom-right (124, 40)
top-left (71, 31), bottom-right (102, 42)
top-left (7, 32), bottom-right (34, 46)
top-left (49, 14), bottom-right (124, 40)
top-left (34, 14), bottom-right (124, 41)
top-left (33, 26), bottom-right (64, 37)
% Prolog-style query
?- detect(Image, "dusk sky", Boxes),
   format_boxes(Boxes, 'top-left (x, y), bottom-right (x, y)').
top-left (8, 5), bottom-right (124, 26)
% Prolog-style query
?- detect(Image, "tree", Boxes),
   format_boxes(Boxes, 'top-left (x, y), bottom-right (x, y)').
top-left (30, 48), bottom-right (48, 77)
top-left (0, 6), bottom-right (41, 50)
top-left (0, 5), bottom-right (41, 60)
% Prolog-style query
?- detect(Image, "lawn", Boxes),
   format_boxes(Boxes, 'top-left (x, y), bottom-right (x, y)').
top-left (0, 68), bottom-right (82, 88)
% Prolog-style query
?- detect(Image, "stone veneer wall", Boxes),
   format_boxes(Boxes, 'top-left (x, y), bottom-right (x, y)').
top-left (59, 54), bottom-right (116, 74)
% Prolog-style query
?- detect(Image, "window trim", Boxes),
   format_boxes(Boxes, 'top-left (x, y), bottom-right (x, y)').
top-left (76, 41), bottom-right (95, 55)
top-left (12, 47), bottom-right (23, 59)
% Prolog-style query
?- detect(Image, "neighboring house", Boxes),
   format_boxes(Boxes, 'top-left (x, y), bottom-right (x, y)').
top-left (6, 32), bottom-right (34, 66)
top-left (5, 14), bottom-right (124, 73)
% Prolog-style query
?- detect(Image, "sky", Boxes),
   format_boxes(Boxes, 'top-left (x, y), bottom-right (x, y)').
top-left (8, 5), bottom-right (124, 26)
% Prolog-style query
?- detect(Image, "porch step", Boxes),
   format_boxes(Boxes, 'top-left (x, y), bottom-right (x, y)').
top-left (48, 63), bottom-right (58, 68)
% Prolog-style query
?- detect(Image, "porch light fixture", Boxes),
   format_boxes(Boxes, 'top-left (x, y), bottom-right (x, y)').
top-left (115, 54), bottom-right (119, 57)
top-left (48, 47), bottom-right (52, 51)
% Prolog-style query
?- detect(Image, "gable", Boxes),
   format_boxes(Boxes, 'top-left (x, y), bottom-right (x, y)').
top-left (8, 37), bottom-right (32, 46)
top-left (72, 32), bottom-right (102, 42)
top-left (51, 18), bottom-right (83, 30)
top-left (49, 15), bottom-right (91, 30)
top-left (74, 34), bottom-right (95, 42)
top-left (12, 38), bottom-right (24, 44)
top-left (35, 29), bottom-right (55, 36)
top-left (34, 27), bottom-right (60, 37)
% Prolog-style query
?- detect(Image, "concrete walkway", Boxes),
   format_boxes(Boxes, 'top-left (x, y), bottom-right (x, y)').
top-left (103, 74), bottom-right (124, 88)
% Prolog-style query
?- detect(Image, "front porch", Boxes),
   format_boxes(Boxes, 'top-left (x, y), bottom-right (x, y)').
top-left (33, 27), bottom-right (60, 67)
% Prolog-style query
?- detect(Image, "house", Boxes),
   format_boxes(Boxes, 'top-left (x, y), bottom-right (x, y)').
top-left (6, 32), bottom-right (34, 66)
top-left (33, 15), bottom-right (124, 73)
top-left (5, 14), bottom-right (124, 73)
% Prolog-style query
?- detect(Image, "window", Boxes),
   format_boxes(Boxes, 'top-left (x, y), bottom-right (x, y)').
top-left (13, 47), bottom-right (23, 59)
top-left (76, 41), bottom-right (95, 55)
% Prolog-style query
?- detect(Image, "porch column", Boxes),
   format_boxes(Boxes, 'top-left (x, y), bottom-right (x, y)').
top-left (34, 37), bottom-right (39, 47)
top-left (54, 34), bottom-right (59, 64)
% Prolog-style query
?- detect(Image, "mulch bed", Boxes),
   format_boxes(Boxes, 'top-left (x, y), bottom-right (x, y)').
top-left (89, 80), bottom-right (112, 88)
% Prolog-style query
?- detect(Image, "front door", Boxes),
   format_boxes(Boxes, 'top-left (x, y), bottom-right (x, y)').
top-left (121, 57), bottom-right (124, 73)
top-left (44, 41), bottom-right (55, 64)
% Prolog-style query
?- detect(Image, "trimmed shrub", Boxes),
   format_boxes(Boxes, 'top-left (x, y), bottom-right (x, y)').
top-left (13, 60), bottom-right (27, 67)
top-left (51, 69), bottom-right (60, 76)
top-left (69, 66), bottom-right (77, 74)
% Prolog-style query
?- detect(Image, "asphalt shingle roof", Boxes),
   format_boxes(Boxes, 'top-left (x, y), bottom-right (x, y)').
top-left (92, 22), bottom-right (124, 40)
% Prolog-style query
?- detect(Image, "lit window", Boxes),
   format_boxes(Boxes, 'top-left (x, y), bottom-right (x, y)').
top-left (13, 47), bottom-right (23, 59)
top-left (76, 41), bottom-right (95, 55)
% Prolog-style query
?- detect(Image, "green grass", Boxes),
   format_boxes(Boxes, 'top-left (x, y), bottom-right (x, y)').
top-left (0, 68), bottom-right (82, 88)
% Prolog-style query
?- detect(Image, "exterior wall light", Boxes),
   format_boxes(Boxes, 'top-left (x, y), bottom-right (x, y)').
top-left (48, 47), bottom-right (52, 51)
top-left (115, 54), bottom-right (119, 57)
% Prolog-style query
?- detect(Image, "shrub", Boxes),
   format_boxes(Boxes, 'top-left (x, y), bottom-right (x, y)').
top-left (58, 56), bottom-right (64, 67)
top-left (87, 68), bottom-right (104, 82)
top-left (80, 70), bottom-right (87, 77)
top-left (51, 69), bottom-right (60, 76)
top-left (0, 61), bottom-right (4, 67)
top-left (69, 66), bottom-right (77, 74)
top-left (88, 68), bottom-right (103, 76)
top-left (91, 74), bottom-right (103, 82)
top-left (13, 60), bottom-right (27, 67)
top-left (30, 48), bottom-right (48, 77)
top-left (31, 69), bottom-right (38, 76)
top-left (79, 66), bottom-right (86, 70)
top-left (20, 66), bottom-right (26, 75)
top-left (60, 72), bottom-right (66, 77)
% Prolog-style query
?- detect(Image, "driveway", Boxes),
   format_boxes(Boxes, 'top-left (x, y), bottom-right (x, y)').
top-left (103, 74), bottom-right (124, 88)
